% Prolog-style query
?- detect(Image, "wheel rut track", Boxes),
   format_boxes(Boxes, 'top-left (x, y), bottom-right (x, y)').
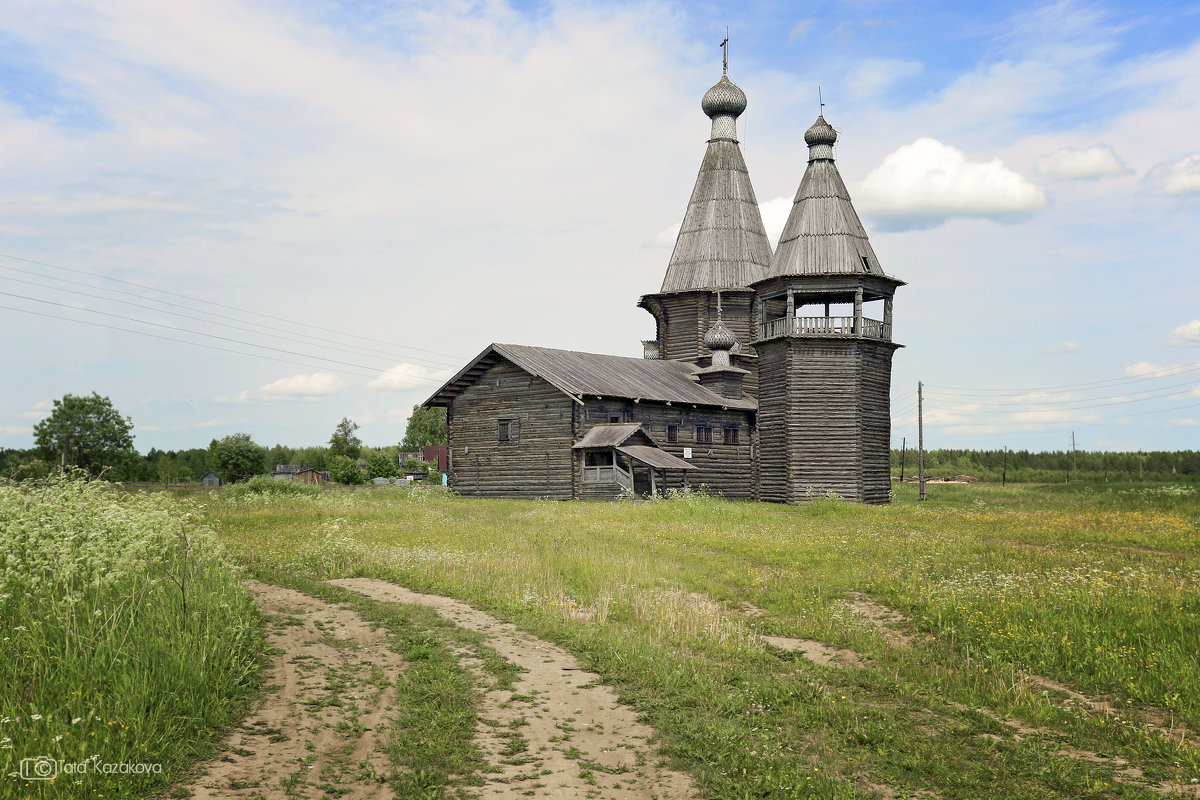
top-left (329, 577), bottom-right (700, 800)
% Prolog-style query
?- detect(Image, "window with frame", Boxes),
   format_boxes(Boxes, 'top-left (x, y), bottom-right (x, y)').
top-left (666, 424), bottom-right (678, 443)
top-left (695, 425), bottom-right (713, 444)
top-left (723, 426), bottom-right (740, 445)
top-left (609, 413), bottom-right (623, 424)
top-left (498, 419), bottom-right (517, 442)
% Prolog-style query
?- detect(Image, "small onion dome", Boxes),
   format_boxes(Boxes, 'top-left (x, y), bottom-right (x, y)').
top-left (704, 318), bottom-right (738, 352)
top-left (701, 75), bottom-right (747, 119)
top-left (804, 115), bottom-right (837, 146)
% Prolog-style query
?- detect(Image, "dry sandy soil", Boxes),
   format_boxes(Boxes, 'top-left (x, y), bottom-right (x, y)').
top-left (180, 579), bottom-right (698, 799)
top-left (329, 577), bottom-right (699, 800)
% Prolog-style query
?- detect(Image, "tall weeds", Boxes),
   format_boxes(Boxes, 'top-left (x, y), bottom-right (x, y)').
top-left (0, 473), bottom-right (262, 797)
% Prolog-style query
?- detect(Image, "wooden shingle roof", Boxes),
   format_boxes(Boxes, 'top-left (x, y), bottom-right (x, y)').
top-left (767, 115), bottom-right (890, 279)
top-left (657, 75), bottom-right (771, 294)
top-left (425, 343), bottom-right (757, 411)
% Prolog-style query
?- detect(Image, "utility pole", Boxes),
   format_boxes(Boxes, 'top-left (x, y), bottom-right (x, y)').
top-left (1071, 431), bottom-right (1077, 483)
top-left (61, 434), bottom-right (71, 470)
top-left (918, 381), bottom-right (926, 501)
top-left (1002, 445), bottom-right (1007, 487)
top-left (900, 437), bottom-right (906, 482)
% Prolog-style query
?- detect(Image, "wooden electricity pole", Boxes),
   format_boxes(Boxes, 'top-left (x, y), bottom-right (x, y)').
top-left (1002, 445), bottom-right (1007, 487)
top-left (918, 382), bottom-right (926, 501)
top-left (1071, 431), bottom-right (1078, 483)
top-left (900, 437), bottom-right (906, 482)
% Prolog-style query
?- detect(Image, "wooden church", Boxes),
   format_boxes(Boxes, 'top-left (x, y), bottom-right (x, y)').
top-left (425, 64), bottom-right (903, 504)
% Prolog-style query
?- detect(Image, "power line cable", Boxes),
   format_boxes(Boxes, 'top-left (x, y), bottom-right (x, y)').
top-left (925, 362), bottom-right (1200, 395)
top-left (926, 379), bottom-right (1200, 409)
top-left (0, 290), bottom-right (447, 387)
top-left (0, 249), bottom-right (467, 363)
top-left (0, 271), bottom-right (458, 371)
top-left (1, 304), bottom-right (383, 381)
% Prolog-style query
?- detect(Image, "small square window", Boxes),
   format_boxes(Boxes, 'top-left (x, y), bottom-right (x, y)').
top-left (723, 426), bottom-right (740, 445)
top-left (498, 419), bottom-right (515, 442)
top-left (666, 424), bottom-right (678, 443)
top-left (609, 414), bottom-right (622, 424)
top-left (695, 425), bottom-right (713, 444)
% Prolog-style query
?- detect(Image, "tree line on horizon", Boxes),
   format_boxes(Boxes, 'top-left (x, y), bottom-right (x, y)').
top-left (893, 447), bottom-right (1200, 483)
top-left (0, 392), bottom-right (447, 484)
top-left (2, 392), bottom-right (1196, 485)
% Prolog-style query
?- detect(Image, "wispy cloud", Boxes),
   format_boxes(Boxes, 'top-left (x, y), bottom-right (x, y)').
top-left (216, 372), bottom-right (345, 403)
top-left (368, 363), bottom-right (451, 391)
top-left (1036, 144), bottom-right (1129, 179)
top-left (1124, 362), bottom-right (1187, 378)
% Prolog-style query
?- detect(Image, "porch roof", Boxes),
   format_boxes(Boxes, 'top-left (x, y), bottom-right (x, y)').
top-left (616, 445), bottom-right (696, 471)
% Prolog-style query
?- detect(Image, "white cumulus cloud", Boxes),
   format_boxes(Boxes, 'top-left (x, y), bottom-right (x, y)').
top-left (1171, 418), bottom-right (1198, 426)
top-left (1149, 154), bottom-right (1200, 195)
top-left (1036, 144), bottom-right (1129, 179)
top-left (1168, 320), bottom-right (1200, 346)
top-left (857, 138), bottom-right (1047, 231)
top-left (368, 363), bottom-right (452, 391)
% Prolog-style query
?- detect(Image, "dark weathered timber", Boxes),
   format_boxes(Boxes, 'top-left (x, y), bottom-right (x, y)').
top-left (435, 355), bottom-right (756, 501)
top-left (754, 336), bottom-right (897, 504)
top-left (428, 100), bottom-right (906, 505)
top-left (445, 360), bottom-right (575, 499)
top-left (637, 290), bottom-right (759, 397)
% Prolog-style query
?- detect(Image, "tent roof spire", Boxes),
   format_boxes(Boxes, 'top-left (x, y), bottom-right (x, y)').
top-left (655, 53), bottom-right (770, 295)
top-left (767, 113), bottom-right (891, 279)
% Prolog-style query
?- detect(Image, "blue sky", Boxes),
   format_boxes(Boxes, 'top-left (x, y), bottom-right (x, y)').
top-left (0, 0), bottom-right (1197, 455)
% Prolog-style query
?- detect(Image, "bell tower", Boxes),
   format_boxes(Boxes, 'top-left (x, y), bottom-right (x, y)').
top-left (751, 115), bottom-right (904, 504)
top-left (638, 60), bottom-right (771, 394)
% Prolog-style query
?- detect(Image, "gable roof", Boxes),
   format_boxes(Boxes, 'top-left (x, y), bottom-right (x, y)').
top-left (572, 423), bottom-right (649, 449)
top-left (425, 343), bottom-right (757, 411)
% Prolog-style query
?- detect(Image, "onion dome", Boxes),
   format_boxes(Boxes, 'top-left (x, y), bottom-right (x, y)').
top-left (702, 75), bottom-right (747, 119)
top-left (704, 318), bottom-right (738, 352)
top-left (804, 115), bottom-right (837, 146)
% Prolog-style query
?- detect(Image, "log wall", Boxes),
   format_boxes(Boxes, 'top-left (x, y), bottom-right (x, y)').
top-left (577, 399), bottom-right (756, 499)
top-left (447, 361), bottom-right (575, 499)
top-left (755, 337), bottom-right (897, 504)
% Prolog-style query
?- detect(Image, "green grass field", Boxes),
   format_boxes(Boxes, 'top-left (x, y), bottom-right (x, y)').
top-left (198, 481), bottom-right (1199, 799)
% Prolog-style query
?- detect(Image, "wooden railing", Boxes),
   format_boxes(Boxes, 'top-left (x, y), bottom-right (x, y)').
top-left (583, 465), bottom-right (634, 489)
top-left (758, 316), bottom-right (891, 341)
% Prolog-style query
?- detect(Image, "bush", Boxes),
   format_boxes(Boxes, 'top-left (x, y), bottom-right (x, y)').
top-left (327, 454), bottom-right (363, 485)
top-left (0, 473), bottom-right (263, 798)
top-left (224, 474), bottom-right (322, 498)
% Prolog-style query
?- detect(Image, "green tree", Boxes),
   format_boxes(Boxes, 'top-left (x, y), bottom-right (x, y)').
top-left (327, 454), bottom-right (363, 484)
top-left (365, 450), bottom-right (398, 479)
top-left (208, 433), bottom-right (267, 483)
top-left (328, 417), bottom-right (362, 459)
top-left (401, 405), bottom-right (446, 449)
top-left (32, 392), bottom-right (137, 478)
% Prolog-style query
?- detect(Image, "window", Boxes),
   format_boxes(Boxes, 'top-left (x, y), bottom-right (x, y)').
top-left (585, 451), bottom-right (613, 467)
top-left (861, 255), bottom-right (871, 272)
top-left (609, 414), bottom-right (623, 424)
top-left (723, 426), bottom-right (740, 445)
top-left (498, 419), bottom-right (516, 442)
top-left (695, 425), bottom-right (713, 444)
top-left (666, 424), bottom-right (678, 443)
